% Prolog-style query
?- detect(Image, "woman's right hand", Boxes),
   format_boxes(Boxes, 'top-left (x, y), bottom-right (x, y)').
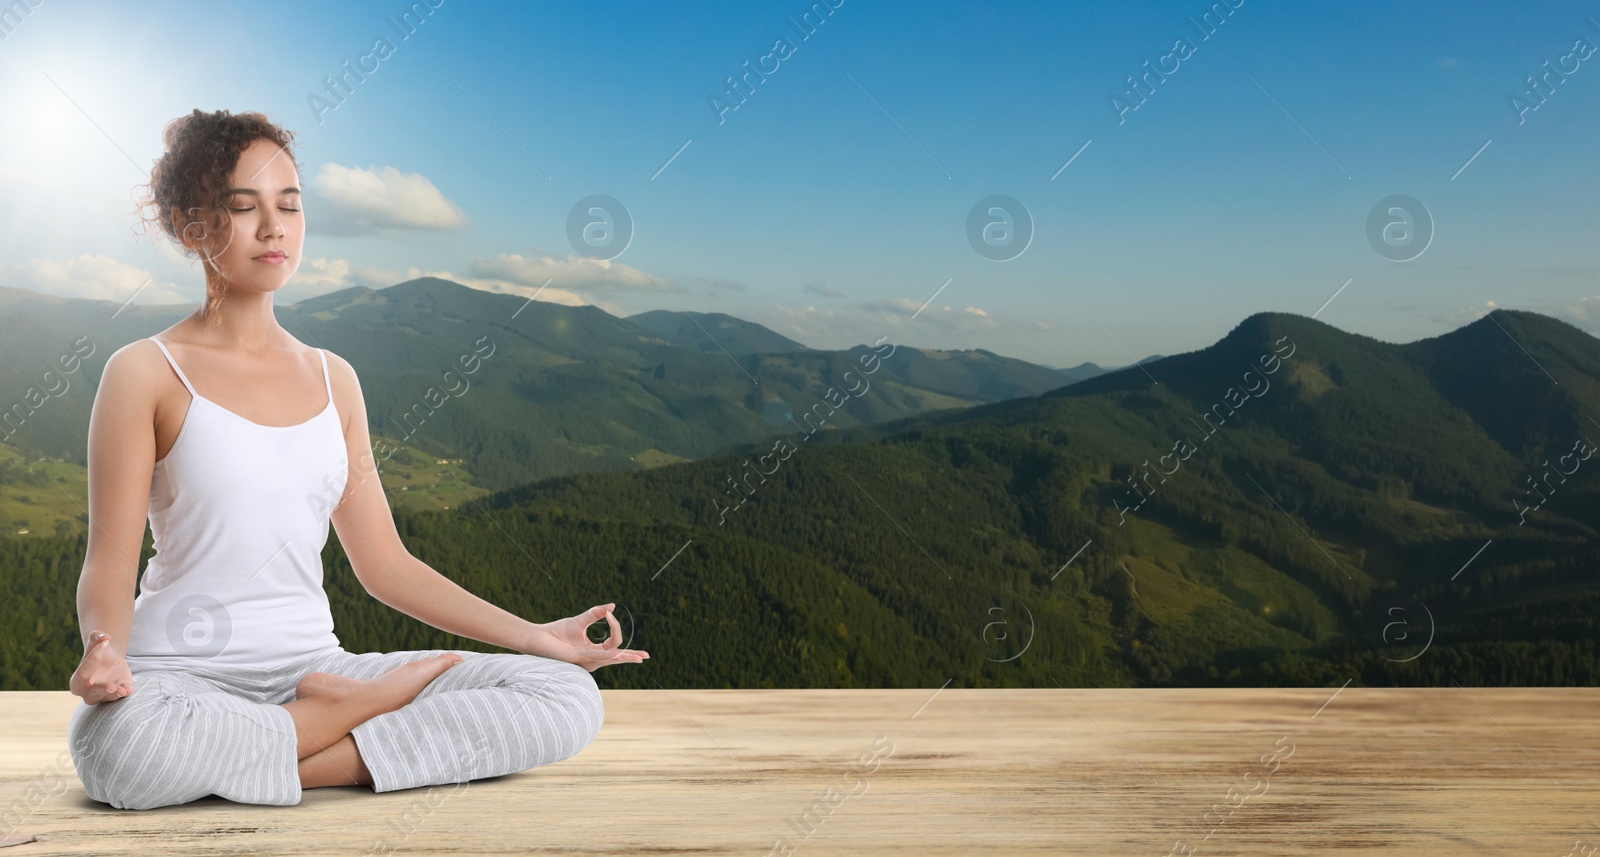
top-left (70, 630), bottom-right (134, 704)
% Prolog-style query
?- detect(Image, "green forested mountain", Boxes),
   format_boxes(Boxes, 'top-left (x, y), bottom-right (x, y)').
top-left (4, 309), bottom-right (1595, 690)
top-left (0, 277), bottom-right (1088, 534)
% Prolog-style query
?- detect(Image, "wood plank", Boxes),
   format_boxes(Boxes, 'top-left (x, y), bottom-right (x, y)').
top-left (1, 687), bottom-right (1596, 855)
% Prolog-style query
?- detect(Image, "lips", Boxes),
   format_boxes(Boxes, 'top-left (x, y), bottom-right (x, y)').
top-left (256, 251), bottom-right (287, 261)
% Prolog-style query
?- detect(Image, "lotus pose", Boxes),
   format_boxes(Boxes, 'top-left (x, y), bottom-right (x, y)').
top-left (67, 109), bottom-right (647, 810)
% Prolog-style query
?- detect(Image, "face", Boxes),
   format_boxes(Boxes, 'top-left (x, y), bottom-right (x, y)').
top-left (173, 137), bottom-right (304, 292)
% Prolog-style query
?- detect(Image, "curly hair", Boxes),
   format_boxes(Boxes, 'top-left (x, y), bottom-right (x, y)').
top-left (132, 109), bottom-right (302, 326)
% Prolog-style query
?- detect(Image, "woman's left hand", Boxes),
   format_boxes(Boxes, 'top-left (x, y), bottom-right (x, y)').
top-left (527, 603), bottom-right (650, 672)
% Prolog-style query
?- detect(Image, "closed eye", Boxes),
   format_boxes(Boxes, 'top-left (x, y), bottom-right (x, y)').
top-left (230, 207), bottom-right (302, 212)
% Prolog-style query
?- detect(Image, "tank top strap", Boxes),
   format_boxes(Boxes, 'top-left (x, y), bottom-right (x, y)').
top-left (148, 337), bottom-right (198, 398)
top-left (317, 348), bottom-right (332, 402)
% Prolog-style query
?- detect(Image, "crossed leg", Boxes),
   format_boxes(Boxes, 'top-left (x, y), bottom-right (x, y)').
top-left (70, 649), bottom-right (602, 808)
top-left (282, 653), bottom-right (464, 788)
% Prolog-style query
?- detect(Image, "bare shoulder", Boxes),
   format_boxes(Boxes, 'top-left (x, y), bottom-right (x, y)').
top-left (90, 338), bottom-right (172, 445)
top-left (320, 348), bottom-right (366, 425)
top-left (321, 348), bottom-right (360, 390)
top-left (102, 338), bottom-right (174, 402)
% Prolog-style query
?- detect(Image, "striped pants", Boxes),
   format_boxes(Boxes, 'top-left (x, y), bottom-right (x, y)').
top-left (66, 647), bottom-right (605, 810)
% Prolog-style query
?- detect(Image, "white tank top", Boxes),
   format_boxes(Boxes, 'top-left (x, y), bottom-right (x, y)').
top-left (123, 337), bottom-right (349, 672)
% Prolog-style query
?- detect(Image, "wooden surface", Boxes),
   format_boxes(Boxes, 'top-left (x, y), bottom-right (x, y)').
top-left (1, 686), bottom-right (1597, 855)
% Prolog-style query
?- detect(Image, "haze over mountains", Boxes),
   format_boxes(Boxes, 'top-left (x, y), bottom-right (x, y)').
top-left (1, 279), bottom-right (1595, 689)
top-left (623, 306), bottom-right (1155, 384)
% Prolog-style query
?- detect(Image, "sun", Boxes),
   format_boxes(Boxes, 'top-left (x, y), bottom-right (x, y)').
top-left (1, 72), bottom-right (127, 173)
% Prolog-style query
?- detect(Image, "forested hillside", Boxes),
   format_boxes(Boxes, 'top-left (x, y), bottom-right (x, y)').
top-left (4, 309), bottom-right (1595, 690)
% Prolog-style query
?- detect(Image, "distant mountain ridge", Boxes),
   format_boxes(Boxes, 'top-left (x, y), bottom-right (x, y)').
top-left (1049, 355), bottom-right (1165, 384)
top-left (0, 278), bottom-right (1096, 494)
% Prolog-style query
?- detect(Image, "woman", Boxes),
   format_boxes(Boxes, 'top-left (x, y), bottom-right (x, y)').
top-left (67, 108), bottom-right (647, 811)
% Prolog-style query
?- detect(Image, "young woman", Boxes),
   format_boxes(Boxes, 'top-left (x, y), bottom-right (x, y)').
top-left (67, 108), bottom-right (647, 811)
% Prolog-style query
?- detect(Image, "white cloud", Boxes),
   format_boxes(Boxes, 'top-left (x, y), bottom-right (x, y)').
top-left (370, 265), bottom-right (617, 313)
top-left (441, 271), bottom-right (593, 308)
top-left (310, 164), bottom-right (470, 235)
top-left (296, 261), bottom-right (619, 313)
top-left (849, 298), bottom-right (1026, 334)
top-left (467, 248), bottom-right (668, 294)
top-left (267, 257), bottom-right (446, 304)
top-left (0, 254), bottom-right (187, 305)
top-left (757, 296), bottom-right (1052, 351)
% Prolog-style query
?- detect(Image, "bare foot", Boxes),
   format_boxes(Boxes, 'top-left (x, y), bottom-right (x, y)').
top-left (296, 653), bottom-right (464, 716)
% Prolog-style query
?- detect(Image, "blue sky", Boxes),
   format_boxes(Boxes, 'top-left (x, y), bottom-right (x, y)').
top-left (1, 0), bottom-right (1596, 366)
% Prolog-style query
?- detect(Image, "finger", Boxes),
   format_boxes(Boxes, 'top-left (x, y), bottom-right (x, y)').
top-left (603, 609), bottom-right (622, 649)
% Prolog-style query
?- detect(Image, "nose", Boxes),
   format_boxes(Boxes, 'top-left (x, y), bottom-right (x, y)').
top-left (259, 209), bottom-right (285, 239)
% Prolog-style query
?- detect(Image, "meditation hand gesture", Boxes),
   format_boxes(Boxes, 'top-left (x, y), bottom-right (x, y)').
top-left (530, 603), bottom-right (650, 673)
top-left (70, 630), bottom-right (135, 704)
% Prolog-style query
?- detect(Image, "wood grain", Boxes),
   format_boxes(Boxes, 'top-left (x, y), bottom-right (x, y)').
top-left (1, 686), bottom-right (1596, 855)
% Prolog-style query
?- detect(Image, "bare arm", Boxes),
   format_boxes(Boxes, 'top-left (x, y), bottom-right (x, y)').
top-left (325, 351), bottom-right (646, 670)
top-left (73, 342), bottom-right (163, 699)
top-left (322, 351), bottom-right (536, 651)
top-left (362, 555), bottom-right (543, 652)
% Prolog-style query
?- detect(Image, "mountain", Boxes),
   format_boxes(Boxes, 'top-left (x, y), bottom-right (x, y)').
top-left (1052, 355), bottom-right (1165, 384)
top-left (277, 309), bottom-right (1594, 688)
top-left (1054, 361), bottom-right (1109, 382)
top-left (10, 300), bottom-right (1593, 689)
top-left (625, 309), bottom-right (811, 355)
top-left (0, 278), bottom-right (1084, 506)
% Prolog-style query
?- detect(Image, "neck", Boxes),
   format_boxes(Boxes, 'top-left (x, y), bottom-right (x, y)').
top-left (194, 266), bottom-right (290, 352)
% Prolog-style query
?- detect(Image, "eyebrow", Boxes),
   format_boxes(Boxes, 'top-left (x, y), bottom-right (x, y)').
top-left (226, 187), bottom-right (301, 197)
